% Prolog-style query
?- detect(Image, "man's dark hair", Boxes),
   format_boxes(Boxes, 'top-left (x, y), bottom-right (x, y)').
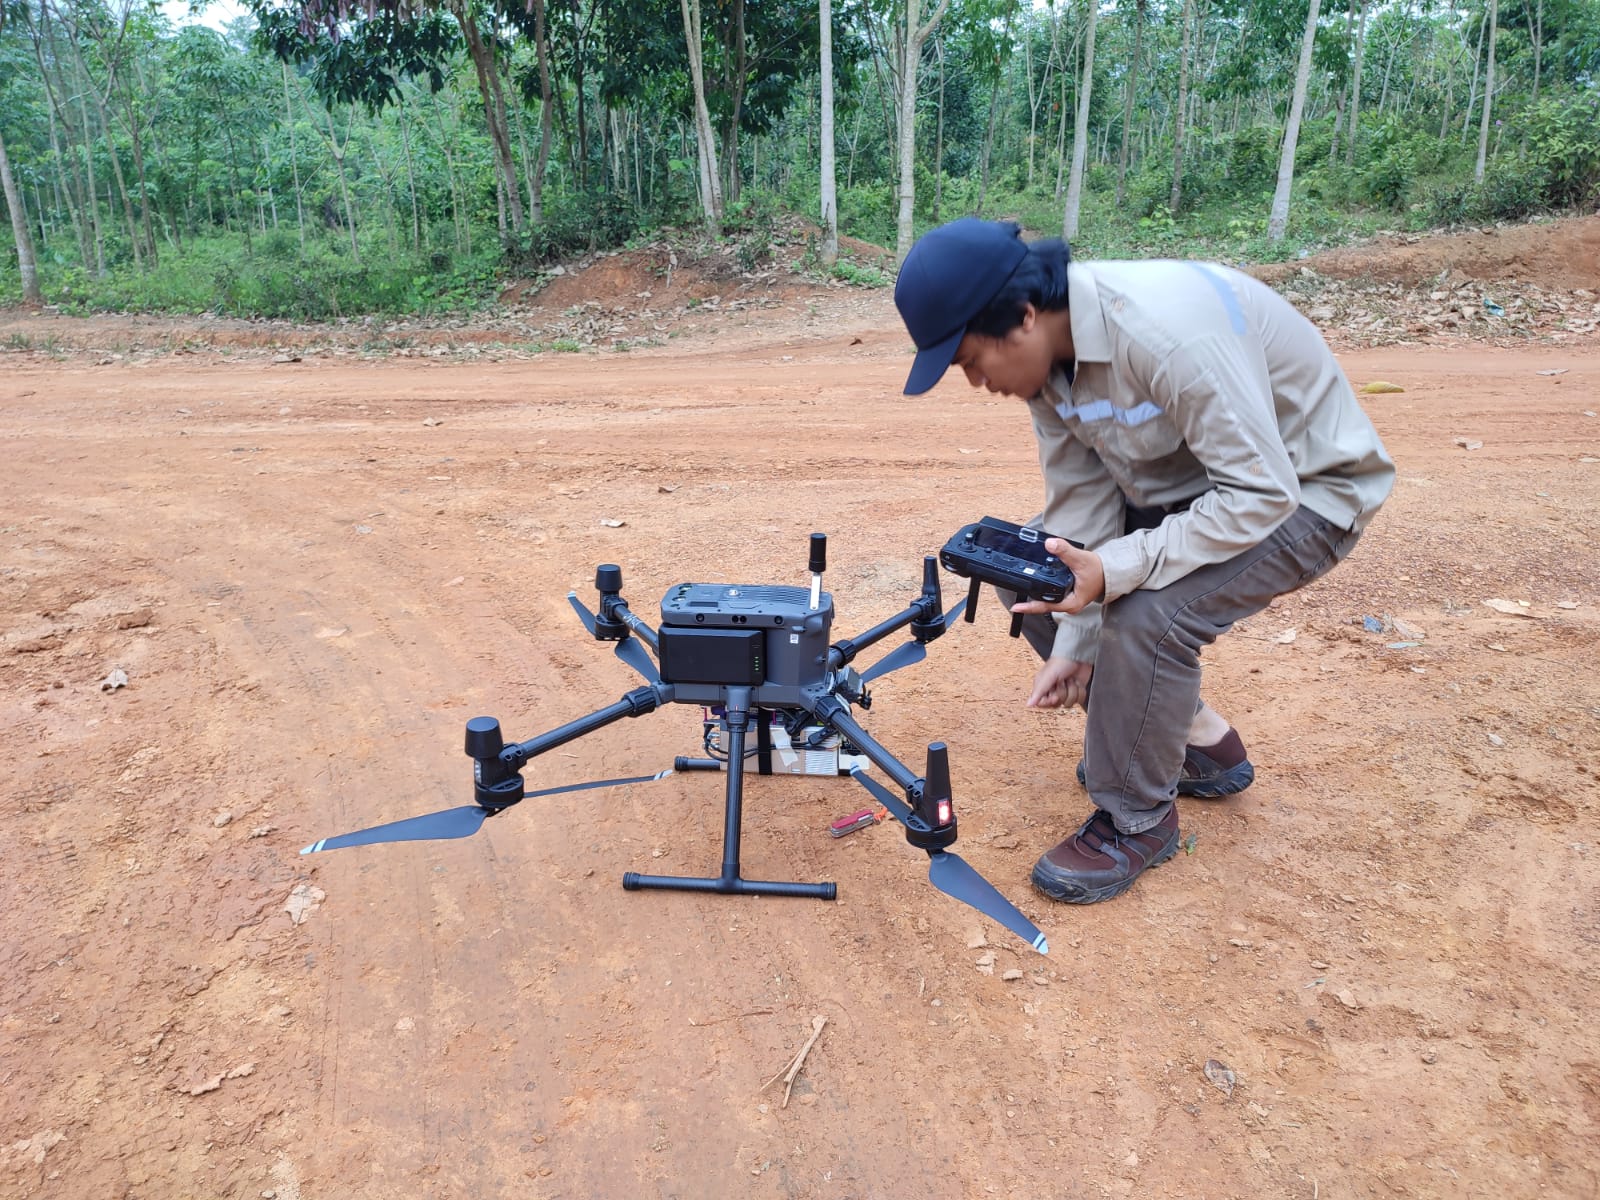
top-left (966, 227), bottom-right (1072, 338)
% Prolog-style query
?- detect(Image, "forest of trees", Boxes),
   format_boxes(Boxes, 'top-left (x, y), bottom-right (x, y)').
top-left (1, 0), bottom-right (1597, 317)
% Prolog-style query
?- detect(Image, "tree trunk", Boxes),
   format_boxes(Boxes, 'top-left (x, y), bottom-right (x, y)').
top-left (1062, 0), bottom-right (1098, 239)
top-left (101, 107), bottom-right (143, 267)
top-left (1474, 0), bottom-right (1497, 182)
top-left (455, 0), bottom-right (526, 235)
top-left (436, 98), bottom-right (470, 255)
top-left (894, 0), bottom-right (950, 261)
top-left (1530, 0), bottom-right (1543, 105)
top-left (1344, 0), bottom-right (1368, 166)
top-left (1168, 0), bottom-right (1194, 215)
top-left (568, 0), bottom-right (593, 191)
top-left (978, 77), bottom-right (1003, 213)
top-left (1053, 39), bottom-right (1071, 198)
top-left (399, 101), bottom-right (423, 251)
top-left (845, 103), bottom-right (862, 190)
top-left (112, 66), bottom-right (158, 265)
top-left (530, 0), bottom-right (555, 226)
top-left (38, 60), bottom-right (92, 271)
top-left (1268, 0), bottom-right (1322, 241)
top-left (1116, 0), bottom-right (1145, 207)
top-left (1023, 17), bottom-right (1049, 187)
top-left (933, 35), bottom-right (945, 221)
top-left (1463, 4), bottom-right (1487, 137)
top-left (680, 0), bottom-right (724, 232)
top-left (321, 107), bottom-right (360, 260)
top-left (819, 0), bottom-right (838, 263)
top-left (76, 89), bottom-right (105, 275)
top-left (0, 128), bottom-right (44, 304)
top-left (281, 65), bottom-right (306, 253)
top-left (719, 0), bottom-right (748, 206)
top-left (1439, 43), bottom-right (1456, 138)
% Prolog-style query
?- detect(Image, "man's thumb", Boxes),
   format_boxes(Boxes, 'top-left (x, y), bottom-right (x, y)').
top-left (1045, 537), bottom-right (1084, 564)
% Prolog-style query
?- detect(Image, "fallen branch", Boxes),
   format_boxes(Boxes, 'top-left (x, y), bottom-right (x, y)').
top-left (761, 1014), bottom-right (827, 1108)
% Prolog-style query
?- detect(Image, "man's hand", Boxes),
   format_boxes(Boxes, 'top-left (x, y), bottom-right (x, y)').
top-left (1027, 656), bottom-right (1093, 710)
top-left (1009, 537), bottom-right (1105, 617)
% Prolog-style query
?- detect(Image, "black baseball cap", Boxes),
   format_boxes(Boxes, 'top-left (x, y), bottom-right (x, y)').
top-left (894, 218), bottom-right (1029, 395)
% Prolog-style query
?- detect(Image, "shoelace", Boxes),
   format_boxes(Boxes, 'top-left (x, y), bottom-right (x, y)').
top-left (1074, 808), bottom-right (1123, 853)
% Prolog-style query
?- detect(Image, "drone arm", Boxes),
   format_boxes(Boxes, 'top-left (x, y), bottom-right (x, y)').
top-left (810, 695), bottom-right (919, 795)
top-left (828, 557), bottom-right (959, 671)
top-left (828, 606), bottom-right (920, 671)
top-left (500, 683), bottom-right (674, 766)
top-left (608, 600), bottom-right (659, 652)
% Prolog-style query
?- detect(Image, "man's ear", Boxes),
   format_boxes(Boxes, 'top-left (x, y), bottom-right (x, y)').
top-left (1018, 302), bottom-right (1038, 334)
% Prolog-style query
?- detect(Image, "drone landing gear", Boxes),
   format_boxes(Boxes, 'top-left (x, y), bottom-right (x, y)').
top-left (623, 689), bottom-right (836, 900)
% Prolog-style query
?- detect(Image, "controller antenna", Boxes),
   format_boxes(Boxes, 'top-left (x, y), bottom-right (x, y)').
top-left (808, 532), bottom-right (826, 610)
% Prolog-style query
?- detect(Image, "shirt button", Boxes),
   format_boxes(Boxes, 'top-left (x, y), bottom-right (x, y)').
top-left (1112, 299), bottom-right (1125, 313)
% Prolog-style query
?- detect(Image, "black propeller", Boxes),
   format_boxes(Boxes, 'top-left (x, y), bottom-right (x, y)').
top-left (848, 763), bottom-right (1047, 954)
top-left (300, 768), bottom-right (675, 855)
top-left (568, 590), bottom-right (660, 683)
top-left (568, 589), bottom-right (599, 634)
top-left (927, 852), bottom-right (1050, 954)
top-left (301, 804), bottom-right (494, 854)
top-left (613, 636), bottom-right (660, 684)
top-left (859, 596), bottom-right (968, 683)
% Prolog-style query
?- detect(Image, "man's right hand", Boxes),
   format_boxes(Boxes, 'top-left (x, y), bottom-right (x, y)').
top-left (1027, 656), bottom-right (1093, 710)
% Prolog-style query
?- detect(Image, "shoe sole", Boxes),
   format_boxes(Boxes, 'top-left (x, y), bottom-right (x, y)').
top-left (1180, 760), bottom-right (1255, 797)
top-left (1029, 834), bottom-right (1181, 905)
top-left (1075, 759), bottom-right (1255, 798)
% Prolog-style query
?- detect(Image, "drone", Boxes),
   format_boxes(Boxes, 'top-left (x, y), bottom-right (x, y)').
top-left (301, 526), bottom-right (1073, 955)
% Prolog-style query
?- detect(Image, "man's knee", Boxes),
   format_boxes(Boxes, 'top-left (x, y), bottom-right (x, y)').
top-left (1101, 588), bottom-right (1170, 643)
top-left (1101, 586), bottom-right (1216, 658)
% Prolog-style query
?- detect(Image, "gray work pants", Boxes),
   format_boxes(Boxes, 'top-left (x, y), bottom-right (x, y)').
top-left (1004, 504), bottom-right (1363, 834)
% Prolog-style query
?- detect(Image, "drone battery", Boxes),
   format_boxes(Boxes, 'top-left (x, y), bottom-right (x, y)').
top-left (657, 626), bottom-right (766, 686)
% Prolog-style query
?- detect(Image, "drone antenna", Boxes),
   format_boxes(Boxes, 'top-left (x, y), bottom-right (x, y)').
top-left (808, 532), bottom-right (826, 610)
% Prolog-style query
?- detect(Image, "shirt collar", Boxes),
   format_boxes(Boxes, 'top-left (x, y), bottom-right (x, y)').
top-left (1067, 262), bottom-right (1114, 365)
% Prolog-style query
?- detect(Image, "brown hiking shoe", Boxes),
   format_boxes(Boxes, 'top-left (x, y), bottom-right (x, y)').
top-left (1178, 728), bottom-right (1255, 797)
top-left (1030, 807), bottom-right (1180, 904)
top-left (1075, 727), bottom-right (1255, 798)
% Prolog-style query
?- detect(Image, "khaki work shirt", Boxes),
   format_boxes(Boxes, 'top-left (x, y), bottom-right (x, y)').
top-left (1030, 259), bottom-right (1395, 663)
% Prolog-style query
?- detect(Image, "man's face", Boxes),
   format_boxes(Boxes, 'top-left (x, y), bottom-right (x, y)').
top-left (950, 306), bottom-right (1055, 400)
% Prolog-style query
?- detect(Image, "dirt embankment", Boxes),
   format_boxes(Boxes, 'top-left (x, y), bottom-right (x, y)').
top-left (3, 214), bottom-right (1598, 362)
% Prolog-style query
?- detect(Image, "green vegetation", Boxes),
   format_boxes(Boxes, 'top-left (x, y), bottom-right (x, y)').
top-left (1, 0), bottom-right (1596, 318)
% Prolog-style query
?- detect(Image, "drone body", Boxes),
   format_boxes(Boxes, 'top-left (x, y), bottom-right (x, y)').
top-left (302, 534), bottom-right (1050, 956)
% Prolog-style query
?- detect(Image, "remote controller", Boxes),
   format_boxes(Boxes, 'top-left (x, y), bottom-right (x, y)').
top-left (939, 517), bottom-right (1076, 602)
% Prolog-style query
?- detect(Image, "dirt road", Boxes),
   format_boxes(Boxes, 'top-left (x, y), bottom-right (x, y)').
top-left (3, 285), bottom-right (1598, 1198)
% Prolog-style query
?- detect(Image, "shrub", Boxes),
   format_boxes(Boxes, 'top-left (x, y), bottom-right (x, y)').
top-left (1522, 91), bottom-right (1600, 209)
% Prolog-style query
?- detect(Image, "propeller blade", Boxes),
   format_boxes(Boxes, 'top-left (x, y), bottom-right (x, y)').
top-left (567, 591), bottom-right (598, 635)
top-left (848, 769), bottom-right (1047, 953)
top-left (301, 768), bottom-right (674, 856)
top-left (524, 768), bottom-right (673, 800)
top-left (614, 637), bottom-right (660, 683)
top-left (300, 805), bottom-right (492, 854)
top-left (858, 596), bottom-right (968, 684)
top-left (860, 640), bottom-right (926, 683)
top-left (928, 851), bottom-right (1049, 955)
top-left (848, 766), bottom-right (915, 829)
